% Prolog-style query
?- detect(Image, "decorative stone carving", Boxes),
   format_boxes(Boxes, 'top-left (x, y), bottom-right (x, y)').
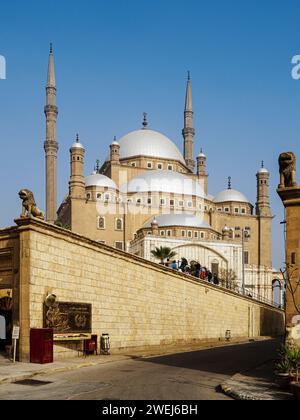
top-left (19, 189), bottom-right (44, 220)
top-left (278, 152), bottom-right (297, 188)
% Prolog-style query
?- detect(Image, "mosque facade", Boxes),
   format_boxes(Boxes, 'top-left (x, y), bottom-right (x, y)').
top-left (43, 47), bottom-right (274, 301)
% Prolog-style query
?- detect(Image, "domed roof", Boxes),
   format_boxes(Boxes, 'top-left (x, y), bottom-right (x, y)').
top-left (257, 167), bottom-right (269, 174)
top-left (85, 173), bottom-right (117, 189)
top-left (213, 188), bottom-right (249, 203)
top-left (71, 142), bottom-right (84, 149)
top-left (143, 214), bottom-right (211, 229)
top-left (112, 129), bottom-right (186, 164)
top-left (71, 134), bottom-right (84, 150)
top-left (120, 170), bottom-right (205, 198)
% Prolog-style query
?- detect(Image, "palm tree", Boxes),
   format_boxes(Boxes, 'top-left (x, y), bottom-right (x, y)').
top-left (151, 246), bottom-right (176, 265)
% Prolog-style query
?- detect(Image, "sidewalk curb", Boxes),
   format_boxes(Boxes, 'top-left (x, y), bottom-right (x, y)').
top-left (220, 381), bottom-right (261, 400)
top-left (220, 361), bottom-right (294, 401)
top-left (0, 355), bottom-right (131, 385)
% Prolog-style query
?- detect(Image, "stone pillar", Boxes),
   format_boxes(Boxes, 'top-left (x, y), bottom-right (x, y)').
top-left (277, 152), bottom-right (300, 347)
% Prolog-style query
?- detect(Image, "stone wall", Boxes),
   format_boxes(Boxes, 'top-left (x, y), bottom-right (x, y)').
top-left (1, 219), bottom-right (285, 361)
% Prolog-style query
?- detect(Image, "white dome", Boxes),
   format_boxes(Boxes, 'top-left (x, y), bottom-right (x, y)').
top-left (121, 170), bottom-right (205, 198)
top-left (111, 129), bottom-right (186, 164)
top-left (213, 188), bottom-right (249, 203)
top-left (197, 152), bottom-right (206, 158)
top-left (144, 214), bottom-right (211, 229)
top-left (222, 225), bottom-right (231, 232)
top-left (85, 174), bottom-right (117, 189)
top-left (71, 142), bottom-right (84, 149)
top-left (257, 167), bottom-right (269, 174)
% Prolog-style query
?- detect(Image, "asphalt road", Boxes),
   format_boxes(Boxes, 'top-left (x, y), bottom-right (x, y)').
top-left (0, 340), bottom-right (279, 400)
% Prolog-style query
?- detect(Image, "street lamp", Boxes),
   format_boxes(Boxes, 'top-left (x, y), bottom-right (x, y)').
top-left (241, 228), bottom-right (250, 295)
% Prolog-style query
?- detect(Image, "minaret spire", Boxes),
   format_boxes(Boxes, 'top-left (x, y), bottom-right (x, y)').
top-left (182, 72), bottom-right (195, 172)
top-left (44, 44), bottom-right (59, 223)
top-left (47, 43), bottom-right (56, 88)
top-left (142, 112), bottom-right (148, 129)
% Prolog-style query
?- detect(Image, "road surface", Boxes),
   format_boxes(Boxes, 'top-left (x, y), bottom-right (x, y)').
top-left (0, 340), bottom-right (279, 400)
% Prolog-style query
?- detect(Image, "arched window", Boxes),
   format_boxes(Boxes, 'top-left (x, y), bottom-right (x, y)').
top-left (115, 218), bottom-right (123, 231)
top-left (98, 217), bottom-right (105, 230)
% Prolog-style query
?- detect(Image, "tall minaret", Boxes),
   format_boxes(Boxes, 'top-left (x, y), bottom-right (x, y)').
top-left (69, 134), bottom-right (85, 198)
top-left (44, 44), bottom-right (59, 223)
top-left (182, 72), bottom-right (195, 172)
top-left (256, 161), bottom-right (271, 217)
top-left (197, 149), bottom-right (208, 194)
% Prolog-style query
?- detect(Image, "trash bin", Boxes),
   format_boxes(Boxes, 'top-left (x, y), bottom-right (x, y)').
top-left (30, 328), bottom-right (53, 364)
top-left (100, 333), bottom-right (110, 355)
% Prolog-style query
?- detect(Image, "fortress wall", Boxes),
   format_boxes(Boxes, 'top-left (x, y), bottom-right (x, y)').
top-left (2, 219), bottom-right (284, 361)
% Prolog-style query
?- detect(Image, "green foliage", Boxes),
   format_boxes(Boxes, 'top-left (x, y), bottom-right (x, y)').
top-left (150, 247), bottom-right (176, 264)
top-left (276, 345), bottom-right (300, 382)
top-left (54, 220), bottom-right (71, 231)
top-left (219, 269), bottom-right (238, 291)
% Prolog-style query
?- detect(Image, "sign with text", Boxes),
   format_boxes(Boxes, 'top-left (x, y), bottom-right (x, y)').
top-left (12, 326), bottom-right (20, 340)
top-left (44, 302), bottom-right (92, 334)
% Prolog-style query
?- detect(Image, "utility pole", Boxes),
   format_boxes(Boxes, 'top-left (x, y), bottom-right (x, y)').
top-left (242, 228), bottom-right (245, 294)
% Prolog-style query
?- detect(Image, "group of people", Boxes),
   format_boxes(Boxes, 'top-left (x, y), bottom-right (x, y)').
top-left (165, 258), bottom-right (220, 285)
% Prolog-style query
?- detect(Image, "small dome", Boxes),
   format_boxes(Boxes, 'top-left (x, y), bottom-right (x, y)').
top-left (109, 129), bottom-right (185, 164)
top-left (111, 140), bottom-right (119, 146)
top-left (71, 134), bottom-right (84, 149)
top-left (85, 174), bottom-right (117, 189)
top-left (213, 188), bottom-right (249, 203)
top-left (144, 214), bottom-right (211, 229)
top-left (120, 170), bottom-right (205, 198)
top-left (71, 141), bottom-right (84, 149)
top-left (222, 225), bottom-right (231, 233)
top-left (257, 167), bottom-right (269, 174)
top-left (197, 152), bottom-right (206, 158)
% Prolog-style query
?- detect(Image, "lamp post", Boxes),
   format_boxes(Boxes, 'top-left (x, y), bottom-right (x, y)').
top-left (241, 228), bottom-right (249, 295)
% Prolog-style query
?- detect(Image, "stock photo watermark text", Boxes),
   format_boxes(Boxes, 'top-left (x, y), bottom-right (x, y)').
top-left (292, 55), bottom-right (300, 80)
top-left (0, 55), bottom-right (6, 79)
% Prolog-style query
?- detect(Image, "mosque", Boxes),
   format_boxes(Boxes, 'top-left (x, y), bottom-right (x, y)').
top-left (43, 46), bottom-right (274, 301)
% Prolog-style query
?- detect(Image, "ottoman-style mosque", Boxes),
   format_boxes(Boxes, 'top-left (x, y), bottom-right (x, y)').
top-left (43, 46), bottom-right (274, 300)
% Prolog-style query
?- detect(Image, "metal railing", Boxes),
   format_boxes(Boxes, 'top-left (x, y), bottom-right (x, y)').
top-left (171, 266), bottom-right (284, 309)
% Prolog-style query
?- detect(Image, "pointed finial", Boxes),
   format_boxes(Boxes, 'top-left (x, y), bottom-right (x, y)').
top-left (228, 176), bottom-right (232, 190)
top-left (187, 71), bottom-right (191, 81)
top-left (142, 112), bottom-right (148, 129)
top-left (95, 159), bottom-right (100, 173)
top-left (76, 133), bottom-right (79, 143)
top-left (261, 160), bottom-right (264, 168)
top-left (50, 43), bottom-right (53, 54)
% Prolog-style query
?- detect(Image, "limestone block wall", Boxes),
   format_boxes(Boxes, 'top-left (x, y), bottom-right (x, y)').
top-left (13, 219), bottom-right (285, 361)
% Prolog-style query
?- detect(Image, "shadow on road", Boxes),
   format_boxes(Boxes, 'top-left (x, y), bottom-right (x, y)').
top-left (134, 340), bottom-right (280, 377)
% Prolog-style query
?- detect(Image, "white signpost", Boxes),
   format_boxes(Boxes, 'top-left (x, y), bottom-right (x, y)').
top-left (12, 326), bottom-right (20, 364)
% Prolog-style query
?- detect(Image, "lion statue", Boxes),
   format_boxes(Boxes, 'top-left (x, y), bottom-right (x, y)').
top-left (278, 152), bottom-right (297, 188)
top-left (19, 189), bottom-right (44, 220)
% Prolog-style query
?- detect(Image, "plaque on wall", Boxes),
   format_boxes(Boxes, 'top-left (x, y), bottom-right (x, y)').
top-left (44, 302), bottom-right (92, 333)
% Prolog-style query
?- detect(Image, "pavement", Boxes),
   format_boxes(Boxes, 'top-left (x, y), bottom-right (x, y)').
top-left (221, 361), bottom-right (294, 400)
top-left (0, 353), bottom-right (131, 385)
top-left (0, 337), bottom-right (269, 386)
top-left (0, 338), bottom-right (294, 400)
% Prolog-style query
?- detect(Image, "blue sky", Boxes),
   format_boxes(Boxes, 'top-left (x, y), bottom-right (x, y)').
top-left (0, 0), bottom-right (299, 267)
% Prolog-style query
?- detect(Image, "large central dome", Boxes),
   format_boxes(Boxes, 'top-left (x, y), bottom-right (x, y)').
top-left (115, 129), bottom-right (186, 164)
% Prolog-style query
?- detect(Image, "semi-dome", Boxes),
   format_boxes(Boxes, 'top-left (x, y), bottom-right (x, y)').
top-left (213, 188), bottom-right (249, 203)
top-left (143, 214), bottom-right (211, 229)
top-left (85, 173), bottom-right (117, 189)
top-left (120, 170), bottom-right (205, 198)
top-left (111, 129), bottom-right (186, 164)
